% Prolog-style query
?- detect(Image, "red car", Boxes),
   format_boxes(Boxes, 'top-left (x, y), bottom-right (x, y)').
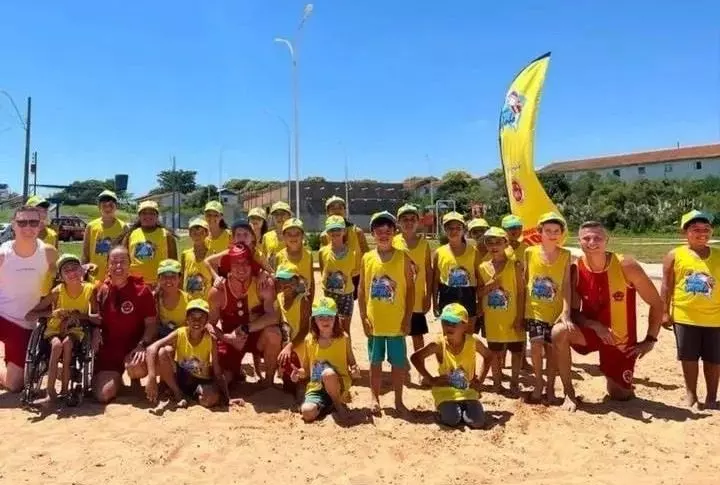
top-left (51, 216), bottom-right (87, 242)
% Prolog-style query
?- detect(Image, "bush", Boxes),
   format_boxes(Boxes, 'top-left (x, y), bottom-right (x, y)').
top-left (306, 232), bottom-right (321, 250)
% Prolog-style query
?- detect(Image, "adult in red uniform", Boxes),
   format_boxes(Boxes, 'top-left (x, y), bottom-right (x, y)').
top-left (208, 243), bottom-right (281, 387)
top-left (552, 221), bottom-right (663, 412)
top-left (93, 246), bottom-right (157, 403)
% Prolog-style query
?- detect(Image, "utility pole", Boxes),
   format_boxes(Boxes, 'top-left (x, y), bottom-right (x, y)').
top-left (171, 155), bottom-right (177, 230)
top-left (22, 97), bottom-right (32, 201)
top-left (344, 147), bottom-right (350, 219)
top-left (31, 151), bottom-right (38, 195)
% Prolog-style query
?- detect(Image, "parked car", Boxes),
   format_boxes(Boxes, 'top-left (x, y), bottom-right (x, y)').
top-left (0, 223), bottom-right (12, 245)
top-left (51, 216), bottom-right (87, 242)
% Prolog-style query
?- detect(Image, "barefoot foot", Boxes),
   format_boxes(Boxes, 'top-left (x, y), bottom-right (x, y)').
top-left (561, 395), bottom-right (579, 412)
top-left (370, 398), bottom-right (382, 416)
top-left (683, 391), bottom-right (699, 409)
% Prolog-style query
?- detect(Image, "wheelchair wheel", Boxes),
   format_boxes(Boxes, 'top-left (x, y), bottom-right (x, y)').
top-left (21, 321), bottom-right (48, 405)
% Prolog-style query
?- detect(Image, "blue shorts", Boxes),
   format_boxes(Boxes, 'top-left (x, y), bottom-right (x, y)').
top-left (368, 335), bottom-right (407, 368)
top-left (303, 389), bottom-right (334, 414)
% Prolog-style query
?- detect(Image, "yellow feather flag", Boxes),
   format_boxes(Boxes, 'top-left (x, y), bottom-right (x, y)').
top-left (499, 52), bottom-right (564, 245)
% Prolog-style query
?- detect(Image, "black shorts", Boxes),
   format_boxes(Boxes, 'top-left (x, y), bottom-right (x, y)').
top-left (474, 315), bottom-right (485, 336)
top-left (438, 284), bottom-right (477, 318)
top-left (526, 319), bottom-right (552, 344)
top-left (352, 275), bottom-right (360, 301)
top-left (177, 367), bottom-right (213, 398)
top-left (487, 341), bottom-right (524, 353)
top-left (674, 323), bottom-right (720, 364)
top-left (410, 312), bottom-right (428, 336)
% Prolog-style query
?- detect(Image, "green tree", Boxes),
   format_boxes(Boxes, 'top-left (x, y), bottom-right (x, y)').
top-left (156, 169), bottom-right (197, 194)
top-left (50, 179), bottom-right (118, 205)
top-left (183, 185), bottom-right (219, 209)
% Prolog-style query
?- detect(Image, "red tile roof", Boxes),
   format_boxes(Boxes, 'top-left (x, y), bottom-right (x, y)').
top-left (540, 143), bottom-right (720, 173)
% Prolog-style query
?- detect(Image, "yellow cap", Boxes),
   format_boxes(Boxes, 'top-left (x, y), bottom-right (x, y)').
top-left (325, 196), bottom-right (346, 210)
top-left (370, 211), bottom-right (397, 228)
top-left (484, 226), bottom-right (508, 240)
top-left (501, 214), bottom-right (523, 229)
top-left (325, 215), bottom-right (346, 231)
top-left (97, 190), bottom-right (118, 202)
top-left (204, 200), bottom-right (224, 214)
top-left (270, 201), bottom-right (292, 215)
top-left (442, 211), bottom-right (465, 227)
top-left (248, 207), bottom-right (266, 220)
top-left (157, 258), bottom-right (182, 275)
top-left (440, 303), bottom-right (469, 324)
top-left (188, 217), bottom-right (209, 230)
top-left (26, 195), bottom-right (50, 208)
top-left (537, 211), bottom-right (566, 228)
top-left (282, 217), bottom-right (304, 233)
top-left (137, 200), bottom-right (159, 213)
top-left (681, 210), bottom-right (714, 229)
top-left (186, 298), bottom-right (210, 314)
top-left (312, 297), bottom-right (338, 317)
top-left (275, 265), bottom-right (298, 280)
top-left (467, 218), bottom-right (490, 232)
top-left (397, 204), bottom-right (419, 218)
top-left (57, 253), bottom-right (81, 272)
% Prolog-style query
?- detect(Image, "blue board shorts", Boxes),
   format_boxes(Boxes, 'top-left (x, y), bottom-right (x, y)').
top-left (304, 389), bottom-right (334, 414)
top-left (368, 335), bottom-right (407, 368)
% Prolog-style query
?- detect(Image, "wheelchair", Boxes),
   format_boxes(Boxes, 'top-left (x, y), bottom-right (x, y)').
top-left (21, 318), bottom-right (96, 407)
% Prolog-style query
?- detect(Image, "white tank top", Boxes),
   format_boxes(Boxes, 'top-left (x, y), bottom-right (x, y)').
top-left (0, 239), bottom-right (48, 329)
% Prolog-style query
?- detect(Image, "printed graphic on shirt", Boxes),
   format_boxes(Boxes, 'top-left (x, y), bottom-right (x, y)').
top-left (684, 271), bottom-right (715, 297)
top-left (325, 271), bottom-right (346, 294)
top-left (448, 267), bottom-right (470, 287)
top-left (448, 367), bottom-right (469, 390)
top-left (95, 237), bottom-right (113, 256)
top-left (311, 360), bottom-right (332, 382)
top-left (134, 241), bottom-right (156, 261)
top-left (370, 275), bottom-right (397, 303)
top-left (120, 300), bottom-right (135, 314)
top-left (179, 356), bottom-right (208, 378)
top-left (531, 276), bottom-right (557, 301)
top-left (487, 287), bottom-right (510, 310)
top-left (186, 274), bottom-right (205, 293)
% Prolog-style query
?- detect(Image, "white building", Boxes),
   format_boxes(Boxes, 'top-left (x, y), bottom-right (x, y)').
top-left (540, 144), bottom-right (720, 181)
top-left (218, 188), bottom-right (240, 206)
top-left (135, 192), bottom-right (188, 209)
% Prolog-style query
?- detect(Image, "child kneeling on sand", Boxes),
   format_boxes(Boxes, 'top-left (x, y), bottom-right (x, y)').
top-left (145, 299), bottom-right (227, 409)
top-left (291, 297), bottom-right (359, 422)
top-left (411, 303), bottom-right (490, 428)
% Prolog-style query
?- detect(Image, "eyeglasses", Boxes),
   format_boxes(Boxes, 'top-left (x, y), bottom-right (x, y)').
top-left (15, 219), bottom-right (40, 228)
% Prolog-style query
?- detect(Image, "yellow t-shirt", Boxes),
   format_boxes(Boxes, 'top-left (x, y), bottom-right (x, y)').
top-left (277, 292), bottom-right (306, 359)
top-left (363, 249), bottom-right (407, 337)
top-left (45, 282), bottom-right (94, 339)
top-left (206, 229), bottom-right (231, 256)
top-left (87, 217), bottom-right (126, 280)
top-left (275, 248), bottom-right (313, 294)
top-left (437, 244), bottom-right (477, 287)
top-left (393, 234), bottom-right (429, 313)
top-left (321, 223), bottom-right (363, 276)
top-left (303, 333), bottom-right (351, 402)
top-left (431, 334), bottom-right (480, 406)
top-left (524, 246), bottom-right (570, 324)
top-left (174, 326), bottom-right (213, 379)
top-left (672, 246), bottom-right (720, 327)
top-left (42, 227), bottom-right (58, 248)
top-left (479, 258), bottom-right (523, 343)
top-left (261, 230), bottom-right (285, 263)
top-left (39, 228), bottom-right (60, 296)
top-left (182, 248), bottom-right (212, 300)
top-left (319, 245), bottom-right (356, 296)
top-left (158, 290), bottom-right (190, 333)
top-left (128, 227), bottom-right (170, 285)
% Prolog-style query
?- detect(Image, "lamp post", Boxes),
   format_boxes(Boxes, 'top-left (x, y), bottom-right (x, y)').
top-left (265, 110), bottom-right (292, 202)
top-left (274, 3), bottom-right (314, 216)
top-left (0, 91), bottom-right (31, 201)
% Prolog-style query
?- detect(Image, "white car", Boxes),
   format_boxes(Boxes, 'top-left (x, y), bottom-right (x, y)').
top-left (0, 223), bottom-right (13, 245)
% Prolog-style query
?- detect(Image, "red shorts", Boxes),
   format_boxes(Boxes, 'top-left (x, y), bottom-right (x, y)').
top-left (0, 316), bottom-right (32, 368)
top-left (216, 331), bottom-right (263, 374)
top-left (571, 325), bottom-right (637, 389)
top-left (94, 353), bottom-right (127, 375)
top-left (280, 351), bottom-right (301, 384)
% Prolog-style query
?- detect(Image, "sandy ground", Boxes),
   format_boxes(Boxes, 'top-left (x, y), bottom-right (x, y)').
top-left (1, 277), bottom-right (719, 485)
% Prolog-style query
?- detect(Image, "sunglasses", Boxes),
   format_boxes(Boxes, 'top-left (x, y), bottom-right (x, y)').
top-left (15, 219), bottom-right (40, 228)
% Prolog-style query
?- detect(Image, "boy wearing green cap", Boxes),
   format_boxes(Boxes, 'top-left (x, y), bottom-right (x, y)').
top-left (275, 265), bottom-right (311, 396)
top-left (261, 201), bottom-right (292, 262)
top-left (662, 210), bottom-right (720, 409)
top-left (501, 214), bottom-right (529, 262)
top-left (393, 204), bottom-right (432, 357)
top-left (411, 303), bottom-right (490, 428)
top-left (275, 218), bottom-right (315, 301)
top-left (82, 190), bottom-right (126, 282)
top-left (146, 298), bottom-right (226, 410)
top-left (359, 211), bottom-right (415, 414)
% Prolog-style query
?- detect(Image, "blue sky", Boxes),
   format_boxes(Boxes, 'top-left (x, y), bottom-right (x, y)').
top-left (1, 0), bottom-right (718, 198)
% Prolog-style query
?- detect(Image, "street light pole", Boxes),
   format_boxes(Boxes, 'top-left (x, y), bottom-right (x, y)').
top-left (265, 111), bottom-right (292, 201)
top-left (275, 3), bottom-right (314, 217)
top-left (0, 92), bottom-right (31, 201)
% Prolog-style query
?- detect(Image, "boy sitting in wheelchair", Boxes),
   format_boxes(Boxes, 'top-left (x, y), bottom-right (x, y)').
top-left (25, 254), bottom-right (100, 404)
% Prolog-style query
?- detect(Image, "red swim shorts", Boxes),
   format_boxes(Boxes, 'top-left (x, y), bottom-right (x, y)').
top-left (571, 325), bottom-right (637, 389)
top-left (0, 316), bottom-right (32, 368)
